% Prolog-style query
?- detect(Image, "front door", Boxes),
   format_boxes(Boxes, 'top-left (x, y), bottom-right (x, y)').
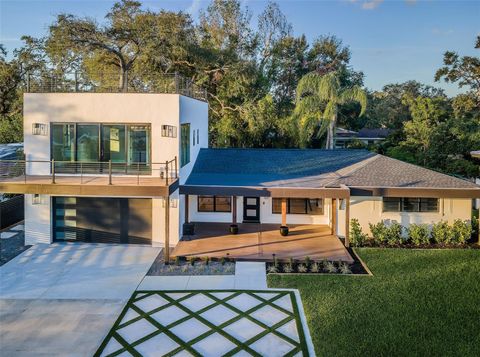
top-left (243, 197), bottom-right (260, 223)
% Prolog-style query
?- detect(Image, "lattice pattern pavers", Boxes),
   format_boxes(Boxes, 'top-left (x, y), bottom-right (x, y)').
top-left (95, 290), bottom-right (310, 356)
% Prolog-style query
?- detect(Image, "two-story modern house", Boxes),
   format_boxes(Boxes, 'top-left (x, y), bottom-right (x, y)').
top-left (0, 75), bottom-right (479, 263)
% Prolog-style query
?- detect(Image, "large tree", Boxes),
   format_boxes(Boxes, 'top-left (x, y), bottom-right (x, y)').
top-left (293, 69), bottom-right (367, 148)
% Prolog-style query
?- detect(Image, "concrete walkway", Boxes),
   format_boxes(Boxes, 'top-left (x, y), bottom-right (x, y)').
top-left (138, 261), bottom-right (267, 290)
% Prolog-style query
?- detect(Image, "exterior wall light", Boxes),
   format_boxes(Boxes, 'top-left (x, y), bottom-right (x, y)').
top-left (32, 194), bottom-right (41, 205)
top-left (32, 123), bottom-right (48, 136)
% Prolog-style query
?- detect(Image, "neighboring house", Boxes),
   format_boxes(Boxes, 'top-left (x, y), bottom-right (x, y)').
top-left (0, 80), bottom-right (478, 259)
top-left (334, 127), bottom-right (392, 148)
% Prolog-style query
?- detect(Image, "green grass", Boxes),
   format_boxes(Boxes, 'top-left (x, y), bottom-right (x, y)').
top-left (268, 248), bottom-right (480, 356)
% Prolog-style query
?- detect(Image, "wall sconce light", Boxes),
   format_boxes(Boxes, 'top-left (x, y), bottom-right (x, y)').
top-left (32, 194), bottom-right (41, 205)
top-left (32, 123), bottom-right (48, 136)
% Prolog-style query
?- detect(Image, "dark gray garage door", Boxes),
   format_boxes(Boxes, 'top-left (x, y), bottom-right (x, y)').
top-left (53, 197), bottom-right (152, 244)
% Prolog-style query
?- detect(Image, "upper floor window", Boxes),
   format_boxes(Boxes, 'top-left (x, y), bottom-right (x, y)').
top-left (198, 196), bottom-right (231, 212)
top-left (382, 197), bottom-right (438, 213)
top-left (161, 125), bottom-right (177, 138)
top-left (51, 123), bottom-right (150, 170)
top-left (180, 123), bottom-right (190, 167)
top-left (272, 198), bottom-right (324, 215)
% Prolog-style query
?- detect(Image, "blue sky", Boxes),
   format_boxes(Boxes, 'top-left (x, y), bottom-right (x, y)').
top-left (1, 0), bottom-right (479, 96)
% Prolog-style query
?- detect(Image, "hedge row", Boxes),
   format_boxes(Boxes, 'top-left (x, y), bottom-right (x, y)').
top-left (350, 219), bottom-right (473, 247)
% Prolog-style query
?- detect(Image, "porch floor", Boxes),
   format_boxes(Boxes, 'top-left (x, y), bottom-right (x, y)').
top-left (172, 223), bottom-right (354, 263)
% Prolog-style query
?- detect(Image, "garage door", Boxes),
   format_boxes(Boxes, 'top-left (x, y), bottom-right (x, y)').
top-left (53, 197), bottom-right (152, 244)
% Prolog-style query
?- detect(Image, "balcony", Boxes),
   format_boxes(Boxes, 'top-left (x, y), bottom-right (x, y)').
top-left (24, 71), bottom-right (208, 102)
top-left (0, 158), bottom-right (178, 197)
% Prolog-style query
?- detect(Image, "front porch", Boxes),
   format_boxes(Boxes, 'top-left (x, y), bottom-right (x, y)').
top-left (172, 222), bottom-right (354, 263)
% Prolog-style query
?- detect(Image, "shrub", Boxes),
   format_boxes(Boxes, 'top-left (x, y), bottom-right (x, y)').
top-left (386, 222), bottom-right (404, 245)
top-left (190, 257), bottom-right (197, 266)
top-left (304, 256), bottom-right (311, 267)
top-left (204, 256), bottom-right (210, 265)
top-left (451, 219), bottom-right (471, 245)
top-left (369, 221), bottom-right (389, 244)
top-left (220, 257), bottom-right (226, 265)
top-left (283, 263), bottom-right (294, 273)
top-left (267, 265), bottom-right (278, 273)
top-left (310, 262), bottom-right (320, 273)
top-left (339, 263), bottom-right (352, 274)
top-left (297, 264), bottom-right (308, 273)
top-left (408, 224), bottom-right (430, 246)
top-left (351, 218), bottom-right (368, 246)
top-left (175, 256), bottom-right (181, 265)
top-left (431, 221), bottom-right (452, 244)
top-left (324, 261), bottom-right (337, 273)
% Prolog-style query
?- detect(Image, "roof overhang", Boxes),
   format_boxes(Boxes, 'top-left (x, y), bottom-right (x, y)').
top-left (180, 184), bottom-right (350, 198)
top-left (350, 186), bottom-right (480, 199)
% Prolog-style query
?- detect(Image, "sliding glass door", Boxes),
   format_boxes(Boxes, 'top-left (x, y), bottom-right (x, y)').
top-left (77, 124), bottom-right (100, 162)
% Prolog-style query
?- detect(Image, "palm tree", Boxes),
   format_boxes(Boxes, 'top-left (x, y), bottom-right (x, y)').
top-left (293, 70), bottom-right (367, 149)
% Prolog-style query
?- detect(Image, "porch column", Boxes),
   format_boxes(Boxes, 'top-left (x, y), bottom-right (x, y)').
top-left (345, 197), bottom-right (350, 248)
top-left (232, 195), bottom-right (237, 224)
top-left (281, 197), bottom-right (287, 226)
top-left (331, 198), bottom-right (337, 235)
top-left (184, 194), bottom-right (189, 224)
top-left (164, 195), bottom-right (170, 262)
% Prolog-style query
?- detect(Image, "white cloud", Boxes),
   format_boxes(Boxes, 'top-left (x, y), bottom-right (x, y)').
top-left (362, 0), bottom-right (384, 10)
top-left (186, 0), bottom-right (202, 15)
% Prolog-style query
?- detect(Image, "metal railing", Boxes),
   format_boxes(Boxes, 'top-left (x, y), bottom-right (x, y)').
top-left (24, 71), bottom-right (208, 102)
top-left (0, 157), bottom-right (178, 186)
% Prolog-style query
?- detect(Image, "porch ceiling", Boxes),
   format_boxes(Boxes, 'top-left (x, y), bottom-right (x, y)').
top-left (172, 223), bottom-right (354, 263)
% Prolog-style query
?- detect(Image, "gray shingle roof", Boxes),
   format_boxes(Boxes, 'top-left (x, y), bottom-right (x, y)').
top-left (186, 148), bottom-right (479, 190)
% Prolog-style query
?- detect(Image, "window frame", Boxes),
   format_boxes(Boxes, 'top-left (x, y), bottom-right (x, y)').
top-left (197, 195), bottom-right (232, 213)
top-left (272, 198), bottom-right (324, 215)
top-left (382, 197), bottom-right (439, 213)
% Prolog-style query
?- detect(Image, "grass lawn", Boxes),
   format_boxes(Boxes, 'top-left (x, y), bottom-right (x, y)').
top-left (268, 248), bottom-right (480, 356)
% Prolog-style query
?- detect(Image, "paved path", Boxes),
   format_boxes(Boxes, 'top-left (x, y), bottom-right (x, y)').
top-left (138, 261), bottom-right (267, 290)
top-left (0, 243), bottom-right (160, 357)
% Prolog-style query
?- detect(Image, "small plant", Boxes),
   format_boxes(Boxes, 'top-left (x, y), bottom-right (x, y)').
top-left (220, 257), bottom-right (226, 265)
top-left (224, 264), bottom-right (235, 274)
top-left (408, 224), bottom-right (430, 246)
top-left (431, 221), bottom-right (452, 244)
top-left (289, 257), bottom-right (295, 266)
top-left (339, 262), bottom-right (352, 274)
top-left (167, 265), bottom-right (176, 272)
top-left (369, 221), bottom-right (388, 244)
top-left (268, 264), bottom-right (279, 273)
top-left (190, 257), bottom-right (197, 266)
top-left (304, 256), bottom-right (311, 267)
top-left (310, 262), bottom-right (320, 273)
top-left (386, 222), bottom-right (404, 246)
top-left (451, 219), bottom-right (471, 245)
top-left (273, 255), bottom-right (279, 268)
top-left (324, 261), bottom-right (337, 273)
top-left (204, 256), bottom-right (210, 265)
top-left (297, 264), bottom-right (308, 273)
top-left (181, 265), bottom-right (189, 273)
top-left (351, 218), bottom-right (368, 247)
top-left (283, 263), bottom-right (294, 273)
top-left (175, 256), bottom-right (181, 265)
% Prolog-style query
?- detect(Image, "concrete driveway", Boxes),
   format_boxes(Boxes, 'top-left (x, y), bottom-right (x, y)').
top-left (0, 243), bottom-right (160, 356)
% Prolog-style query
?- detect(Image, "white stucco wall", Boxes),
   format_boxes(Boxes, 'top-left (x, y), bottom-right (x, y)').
top-left (337, 196), bottom-right (472, 237)
top-left (188, 196), bottom-right (330, 225)
top-left (23, 93), bottom-right (207, 177)
top-left (24, 194), bottom-right (52, 245)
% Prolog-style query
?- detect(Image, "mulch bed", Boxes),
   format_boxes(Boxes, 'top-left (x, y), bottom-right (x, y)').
top-left (0, 231), bottom-right (31, 266)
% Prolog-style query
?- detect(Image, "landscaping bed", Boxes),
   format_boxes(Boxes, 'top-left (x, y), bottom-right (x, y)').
top-left (268, 248), bottom-right (480, 356)
top-left (147, 252), bottom-right (235, 276)
top-left (266, 248), bottom-right (369, 275)
top-left (0, 230), bottom-right (31, 266)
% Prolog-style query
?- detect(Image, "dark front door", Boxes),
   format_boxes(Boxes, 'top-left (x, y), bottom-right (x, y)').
top-left (243, 197), bottom-right (260, 223)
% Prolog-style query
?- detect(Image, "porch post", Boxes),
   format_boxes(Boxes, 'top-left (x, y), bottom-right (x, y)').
top-left (232, 195), bottom-right (237, 224)
top-left (164, 195), bottom-right (170, 262)
top-left (331, 198), bottom-right (337, 235)
top-left (281, 197), bottom-right (287, 226)
top-left (345, 197), bottom-right (350, 247)
top-left (185, 194), bottom-right (189, 224)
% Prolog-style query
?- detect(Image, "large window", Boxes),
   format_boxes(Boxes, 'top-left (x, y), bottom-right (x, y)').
top-left (272, 198), bottom-right (324, 215)
top-left (383, 197), bottom-right (439, 213)
top-left (198, 196), bottom-right (232, 212)
top-left (51, 123), bottom-right (151, 167)
top-left (180, 123), bottom-right (190, 167)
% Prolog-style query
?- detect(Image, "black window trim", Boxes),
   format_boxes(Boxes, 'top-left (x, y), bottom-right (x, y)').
top-left (197, 195), bottom-right (232, 213)
top-left (382, 197), bottom-right (439, 213)
top-left (272, 198), bottom-right (324, 215)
